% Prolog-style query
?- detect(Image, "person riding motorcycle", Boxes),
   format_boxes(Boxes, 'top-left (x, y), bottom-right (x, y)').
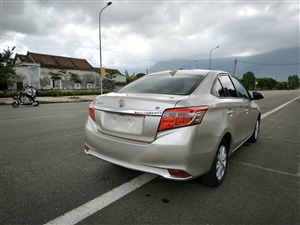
top-left (26, 86), bottom-right (36, 103)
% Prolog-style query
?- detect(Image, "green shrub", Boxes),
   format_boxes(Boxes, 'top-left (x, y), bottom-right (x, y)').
top-left (0, 89), bottom-right (107, 97)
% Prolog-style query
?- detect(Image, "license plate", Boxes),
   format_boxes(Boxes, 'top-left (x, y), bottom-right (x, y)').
top-left (100, 112), bottom-right (144, 135)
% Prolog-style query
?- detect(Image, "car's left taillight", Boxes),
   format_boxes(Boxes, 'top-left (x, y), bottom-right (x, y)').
top-left (158, 106), bottom-right (209, 132)
top-left (89, 101), bottom-right (96, 121)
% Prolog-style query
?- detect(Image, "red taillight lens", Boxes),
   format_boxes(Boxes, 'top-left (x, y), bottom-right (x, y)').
top-left (89, 101), bottom-right (95, 121)
top-left (158, 106), bottom-right (209, 132)
top-left (168, 169), bottom-right (191, 178)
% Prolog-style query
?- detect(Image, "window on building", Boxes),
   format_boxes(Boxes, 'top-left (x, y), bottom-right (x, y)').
top-left (53, 80), bottom-right (61, 88)
top-left (75, 83), bottom-right (81, 89)
top-left (87, 83), bottom-right (93, 89)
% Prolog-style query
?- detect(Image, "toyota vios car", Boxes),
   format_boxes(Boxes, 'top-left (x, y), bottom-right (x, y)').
top-left (84, 69), bottom-right (264, 187)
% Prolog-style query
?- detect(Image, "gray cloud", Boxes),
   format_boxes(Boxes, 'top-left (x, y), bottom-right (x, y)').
top-left (1, 0), bottom-right (299, 74)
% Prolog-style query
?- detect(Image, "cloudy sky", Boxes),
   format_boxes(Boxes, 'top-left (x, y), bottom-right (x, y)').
top-left (1, 0), bottom-right (299, 74)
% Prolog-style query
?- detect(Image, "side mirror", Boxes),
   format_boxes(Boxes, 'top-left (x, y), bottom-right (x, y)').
top-left (252, 91), bottom-right (264, 100)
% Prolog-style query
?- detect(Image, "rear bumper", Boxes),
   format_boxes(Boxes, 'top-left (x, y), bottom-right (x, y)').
top-left (84, 116), bottom-right (220, 180)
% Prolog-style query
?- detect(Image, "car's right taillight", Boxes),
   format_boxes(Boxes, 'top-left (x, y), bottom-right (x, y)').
top-left (89, 101), bottom-right (96, 121)
top-left (158, 106), bottom-right (209, 132)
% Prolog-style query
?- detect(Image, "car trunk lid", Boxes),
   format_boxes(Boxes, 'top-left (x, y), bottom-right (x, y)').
top-left (93, 93), bottom-right (189, 142)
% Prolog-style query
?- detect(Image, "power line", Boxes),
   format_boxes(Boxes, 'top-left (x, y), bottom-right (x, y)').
top-left (237, 60), bottom-right (299, 66)
top-left (215, 60), bottom-right (234, 69)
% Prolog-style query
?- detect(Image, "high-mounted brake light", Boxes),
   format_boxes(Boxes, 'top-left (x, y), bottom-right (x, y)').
top-left (158, 106), bottom-right (209, 132)
top-left (89, 101), bottom-right (96, 121)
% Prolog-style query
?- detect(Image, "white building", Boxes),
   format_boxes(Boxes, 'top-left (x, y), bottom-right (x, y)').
top-left (14, 52), bottom-right (126, 90)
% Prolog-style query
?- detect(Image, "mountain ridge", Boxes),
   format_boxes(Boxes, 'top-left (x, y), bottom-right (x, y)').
top-left (148, 47), bottom-right (299, 81)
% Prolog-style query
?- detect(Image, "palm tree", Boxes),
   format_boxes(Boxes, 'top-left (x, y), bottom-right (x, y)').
top-left (124, 70), bottom-right (135, 84)
top-left (105, 71), bottom-right (116, 90)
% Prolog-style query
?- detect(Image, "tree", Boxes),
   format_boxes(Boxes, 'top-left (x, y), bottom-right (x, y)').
top-left (256, 78), bottom-right (268, 90)
top-left (105, 71), bottom-right (116, 90)
top-left (241, 71), bottom-right (255, 90)
top-left (0, 46), bottom-right (16, 90)
top-left (256, 78), bottom-right (277, 90)
top-left (136, 73), bottom-right (146, 79)
top-left (288, 75), bottom-right (299, 89)
top-left (49, 70), bottom-right (66, 96)
top-left (69, 72), bottom-right (81, 97)
top-left (124, 70), bottom-right (136, 84)
top-left (265, 78), bottom-right (277, 90)
top-left (276, 81), bottom-right (288, 90)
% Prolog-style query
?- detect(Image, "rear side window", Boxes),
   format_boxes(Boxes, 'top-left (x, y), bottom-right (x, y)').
top-left (118, 75), bottom-right (205, 95)
top-left (211, 79), bottom-right (225, 97)
top-left (218, 75), bottom-right (238, 97)
top-left (230, 77), bottom-right (250, 99)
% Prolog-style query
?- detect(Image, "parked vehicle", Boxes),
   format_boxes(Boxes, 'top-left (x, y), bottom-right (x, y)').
top-left (12, 92), bottom-right (39, 108)
top-left (84, 69), bottom-right (264, 187)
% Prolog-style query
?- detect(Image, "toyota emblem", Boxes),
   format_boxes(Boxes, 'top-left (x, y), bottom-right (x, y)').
top-left (118, 99), bottom-right (126, 107)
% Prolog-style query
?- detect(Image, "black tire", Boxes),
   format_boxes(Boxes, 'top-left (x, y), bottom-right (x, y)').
top-left (33, 101), bottom-right (39, 107)
top-left (201, 139), bottom-right (228, 187)
top-left (248, 118), bottom-right (260, 143)
top-left (12, 102), bottom-right (19, 108)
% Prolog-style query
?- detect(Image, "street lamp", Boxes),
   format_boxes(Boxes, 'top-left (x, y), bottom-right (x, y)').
top-left (209, 46), bottom-right (219, 70)
top-left (195, 60), bottom-right (198, 69)
top-left (99, 1), bottom-right (112, 95)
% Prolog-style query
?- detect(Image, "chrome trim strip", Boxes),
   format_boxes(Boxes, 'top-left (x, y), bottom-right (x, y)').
top-left (94, 105), bottom-right (163, 116)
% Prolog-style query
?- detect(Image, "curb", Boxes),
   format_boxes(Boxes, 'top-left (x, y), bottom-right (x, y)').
top-left (0, 99), bottom-right (93, 105)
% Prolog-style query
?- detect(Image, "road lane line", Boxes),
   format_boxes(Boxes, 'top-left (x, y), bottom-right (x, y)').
top-left (45, 96), bottom-right (299, 224)
top-left (63, 132), bottom-right (84, 137)
top-left (233, 96), bottom-right (300, 178)
top-left (259, 135), bottom-right (299, 144)
top-left (44, 173), bottom-right (157, 225)
top-left (261, 96), bottom-right (299, 119)
top-left (229, 160), bottom-right (300, 177)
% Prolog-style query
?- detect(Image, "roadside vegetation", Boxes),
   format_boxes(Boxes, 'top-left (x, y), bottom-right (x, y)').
top-left (0, 46), bottom-right (16, 90)
top-left (240, 71), bottom-right (299, 90)
top-left (1, 47), bottom-right (299, 97)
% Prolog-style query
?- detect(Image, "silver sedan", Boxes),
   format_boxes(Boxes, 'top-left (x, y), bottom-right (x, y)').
top-left (84, 69), bottom-right (264, 187)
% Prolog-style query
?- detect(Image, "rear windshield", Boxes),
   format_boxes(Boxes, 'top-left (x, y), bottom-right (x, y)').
top-left (117, 75), bottom-right (205, 95)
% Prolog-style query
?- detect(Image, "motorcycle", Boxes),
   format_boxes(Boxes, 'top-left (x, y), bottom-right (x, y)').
top-left (12, 92), bottom-right (40, 108)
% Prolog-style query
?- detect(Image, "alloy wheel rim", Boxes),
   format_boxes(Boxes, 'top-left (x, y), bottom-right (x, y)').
top-left (216, 145), bottom-right (227, 180)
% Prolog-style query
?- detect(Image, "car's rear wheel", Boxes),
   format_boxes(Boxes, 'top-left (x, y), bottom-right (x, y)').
top-left (201, 139), bottom-right (228, 187)
top-left (248, 118), bottom-right (260, 143)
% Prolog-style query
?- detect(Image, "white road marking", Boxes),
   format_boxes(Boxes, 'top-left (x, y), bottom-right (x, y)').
top-left (261, 96), bottom-right (299, 119)
top-left (44, 96), bottom-right (299, 225)
top-left (63, 132), bottom-right (84, 137)
top-left (229, 160), bottom-right (300, 177)
top-left (44, 173), bottom-right (157, 225)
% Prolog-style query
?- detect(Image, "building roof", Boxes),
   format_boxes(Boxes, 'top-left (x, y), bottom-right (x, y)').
top-left (93, 67), bottom-right (124, 76)
top-left (14, 51), bottom-right (94, 71)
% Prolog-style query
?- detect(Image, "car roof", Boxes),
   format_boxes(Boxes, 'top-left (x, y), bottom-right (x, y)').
top-left (146, 69), bottom-right (229, 77)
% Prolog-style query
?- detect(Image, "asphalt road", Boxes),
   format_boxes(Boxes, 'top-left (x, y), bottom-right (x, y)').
top-left (1, 90), bottom-right (299, 225)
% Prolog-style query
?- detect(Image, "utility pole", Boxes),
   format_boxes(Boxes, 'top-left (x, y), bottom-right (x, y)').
top-left (99, 2), bottom-right (112, 95)
top-left (233, 59), bottom-right (237, 76)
